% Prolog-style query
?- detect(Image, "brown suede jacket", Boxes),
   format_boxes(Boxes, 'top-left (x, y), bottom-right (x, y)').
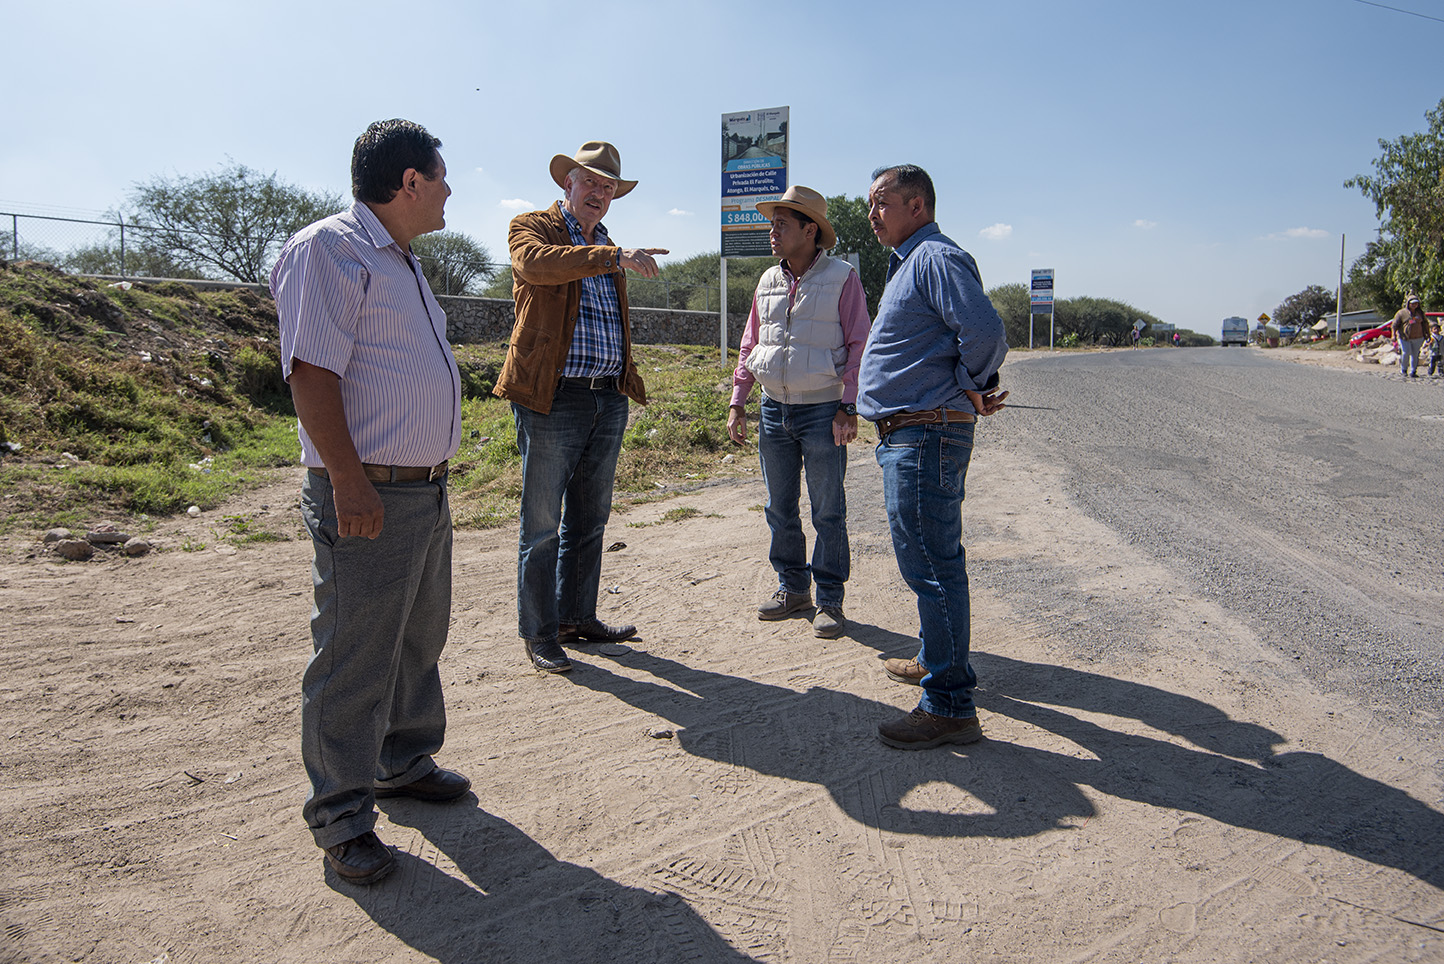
top-left (493, 202), bottom-right (647, 414)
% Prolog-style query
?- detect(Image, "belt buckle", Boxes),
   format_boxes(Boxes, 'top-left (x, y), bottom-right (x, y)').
top-left (428, 462), bottom-right (446, 482)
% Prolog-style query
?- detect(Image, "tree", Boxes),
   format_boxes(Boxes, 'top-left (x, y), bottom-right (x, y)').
top-left (124, 164), bottom-right (344, 283)
top-left (63, 238), bottom-right (201, 278)
top-left (1345, 238), bottom-right (1405, 315)
top-left (653, 252), bottom-right (771, 318)
top-left (1273, 284), bottom-right (1338, 330)
top-left (826, 194), bottom-right (887, 315)
top-left (986, 285), bottom-right (1160, 348)
top-left (7, 239), bottom-right (64, 264)
top-left (410, 230), bottom-right (498, 296)
top-left (481, 265), bottom-right (514, 299)
top-left (986, 282), bottom-right (1032, 346)
top-left (1345, 97), bottom-right (1444, 308)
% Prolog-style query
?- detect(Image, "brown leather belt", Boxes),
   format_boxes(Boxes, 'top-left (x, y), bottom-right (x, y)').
top-left (309, 461), bottom-right (448, 483)
top-left (875, 409), bottom-right (976, 437)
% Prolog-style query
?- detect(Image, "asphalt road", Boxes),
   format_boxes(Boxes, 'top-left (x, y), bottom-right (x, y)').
top-left (850, 347), bottom-right (1444, 739)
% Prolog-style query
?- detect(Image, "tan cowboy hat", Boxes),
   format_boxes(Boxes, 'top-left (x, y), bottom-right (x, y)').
top-left (756, 185), bottom-right (836, 249)
top-left (549, 141), bottom-right (637, 198)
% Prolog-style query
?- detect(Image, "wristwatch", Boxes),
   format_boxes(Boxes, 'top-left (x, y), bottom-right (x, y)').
top-left (839, 403), bottom-right (857, 416)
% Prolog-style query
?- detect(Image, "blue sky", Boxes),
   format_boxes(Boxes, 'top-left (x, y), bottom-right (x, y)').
top-left (3, 0), bottom-right (1439, 338)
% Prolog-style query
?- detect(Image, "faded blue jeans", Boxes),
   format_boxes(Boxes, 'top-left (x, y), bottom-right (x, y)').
top-left (875, 422), bottom-right (977, 719)
top-left (757, 397), bottom-right (850, 608)
top-left (513, 379), bottom-right (629, 643)
top-left (1400, 337), bottom-right (1424, 376)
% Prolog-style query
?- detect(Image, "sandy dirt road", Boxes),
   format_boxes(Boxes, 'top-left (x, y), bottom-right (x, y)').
top-left (1, 348), bottom-right (1441, 963)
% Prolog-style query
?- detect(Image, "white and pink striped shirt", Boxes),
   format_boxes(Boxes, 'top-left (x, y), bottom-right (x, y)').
top-left (271, 203), bottom-right (461, 468)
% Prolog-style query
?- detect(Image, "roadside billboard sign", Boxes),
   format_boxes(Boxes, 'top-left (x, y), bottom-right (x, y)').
top-left (1030, 268), bottom-right (1054, 313)
top-left (721, 106), bottom-right (789, 258)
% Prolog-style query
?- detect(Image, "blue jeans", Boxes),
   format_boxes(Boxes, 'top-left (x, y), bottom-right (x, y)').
top-left (757, 397), bottom-right (849, 607)
top-left (1400, 337), bottom-right (1424, 376)
top-left (299, 471), bottom-right (453, 848)
top-left (513, 380), bottom-right (629, 643)
top-left (875, 422), bottom-right (977, 719)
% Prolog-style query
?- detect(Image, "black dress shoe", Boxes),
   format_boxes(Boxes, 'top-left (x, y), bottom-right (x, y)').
top-left (374, 767), bottom-right (472, 802)
top-left (324, 831), bottom-right (396, 885)
top-left (525, 639), bottom-right (573, 673)
top-left (558, 618), bottom-right (637, 644)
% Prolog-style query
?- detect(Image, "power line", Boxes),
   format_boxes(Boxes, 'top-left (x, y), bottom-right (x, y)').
top-left (1350, 0), bottom-right (1444, 24)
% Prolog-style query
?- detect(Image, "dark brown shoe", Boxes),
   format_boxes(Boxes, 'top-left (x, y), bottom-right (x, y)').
top-left (558, 618), bottom-right (637, 644)
top-left (878, 707), bottom-right (983, 750)
top-left (375, 767), bottom-right (471, 802)
top-left (324, 831), bottom-right (396, 885)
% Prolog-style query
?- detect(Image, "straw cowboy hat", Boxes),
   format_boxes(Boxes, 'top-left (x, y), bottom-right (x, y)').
top-left (549, 141), bottom-right (637, 198)
top-left (756, 185), bottom-right (837, 249)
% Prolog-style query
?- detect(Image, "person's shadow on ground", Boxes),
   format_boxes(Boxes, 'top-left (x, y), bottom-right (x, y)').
top-left (330, 799), bottom-right (761, 964)
top-left (565, 635), bottom-right (1444, 891)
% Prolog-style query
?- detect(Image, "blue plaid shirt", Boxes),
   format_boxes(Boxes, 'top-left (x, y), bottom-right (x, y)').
top-left (559, 203), bottom-right (624, 377)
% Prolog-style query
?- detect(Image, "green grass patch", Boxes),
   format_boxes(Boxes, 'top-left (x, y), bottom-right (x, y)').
top-left (446, 342), bottom-right (755, 529)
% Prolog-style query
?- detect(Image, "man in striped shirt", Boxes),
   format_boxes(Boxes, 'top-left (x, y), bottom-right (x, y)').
top-left (271, 119), bottom-right (469, 886)
top-left (495, 142), bottom-right (668, 674)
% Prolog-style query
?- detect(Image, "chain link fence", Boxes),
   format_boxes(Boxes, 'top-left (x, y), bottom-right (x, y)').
top-left (2, 211), bottom-right (721, 310)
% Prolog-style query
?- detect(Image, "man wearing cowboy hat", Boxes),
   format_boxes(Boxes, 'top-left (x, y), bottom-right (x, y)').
top-left (1392, 292), bottom-right (1428, 378)
top-left (726, 185), bottom-right (871, 639)
top-left (495, 141), bottom-right (668, 674)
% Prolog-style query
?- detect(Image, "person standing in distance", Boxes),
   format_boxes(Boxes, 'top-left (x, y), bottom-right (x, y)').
top-left (495, 142), bottom-right (668, 674)
top-left (727, 185), bottom-right (870, 638)
top-left (1392, 292), bottom-right (1428, 378)
top-left (857, 164), bottom-right (1009, 750)
top-left (272, 119), bottom-right (470, 885)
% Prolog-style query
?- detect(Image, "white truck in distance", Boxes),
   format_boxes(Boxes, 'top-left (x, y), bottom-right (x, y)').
top-left (1221, 316), bottom-right (1249, 347)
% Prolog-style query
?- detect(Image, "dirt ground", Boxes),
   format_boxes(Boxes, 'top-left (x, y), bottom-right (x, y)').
top-left (2, 346), bottom-right (1441, 963)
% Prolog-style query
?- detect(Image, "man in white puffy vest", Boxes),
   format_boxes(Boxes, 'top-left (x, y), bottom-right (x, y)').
top-left (726, 185), bottom-right (871, 638)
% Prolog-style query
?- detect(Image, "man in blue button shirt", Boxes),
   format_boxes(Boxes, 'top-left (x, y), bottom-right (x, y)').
top-left (856, 164), bottom-right (1009, 749)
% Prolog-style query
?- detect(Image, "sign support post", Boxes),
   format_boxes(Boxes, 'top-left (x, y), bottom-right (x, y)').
top-left (1335, 233), bottom-right (1345, 343)
top-left (719, 258), bottom-right (728, 366)
top-left (1030, 268), bottom-right (1054, 350)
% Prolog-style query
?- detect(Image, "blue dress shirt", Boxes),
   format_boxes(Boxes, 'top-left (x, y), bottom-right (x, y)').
top-left (857, 222), bottom-right (1008, 420)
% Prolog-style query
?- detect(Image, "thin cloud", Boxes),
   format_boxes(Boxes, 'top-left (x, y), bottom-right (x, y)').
top-left (978, 223), bottom-right (1012, 241)
top-left (474, 167), bottom-right (485, 175)
top-left (1134, 219), bottom-right (1157, 229)
top-left (668, 208), bottom-right (694, 217)
top-left (1263, 226), bottom-right (1329, 240)
top-left (499, 198), bottom-right (535, 211)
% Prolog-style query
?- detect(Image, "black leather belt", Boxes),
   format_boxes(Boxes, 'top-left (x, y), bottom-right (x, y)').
top-left (875, 409), bottom-right (976, 437)
top-left (309, 461), bottom-right (448, 483)
top-left (560, 375), bottom-right (619, 390)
